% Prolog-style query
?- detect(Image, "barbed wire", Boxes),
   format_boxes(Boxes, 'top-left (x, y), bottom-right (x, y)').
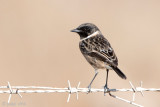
top-left (0, 81), bottom-right (160, 107)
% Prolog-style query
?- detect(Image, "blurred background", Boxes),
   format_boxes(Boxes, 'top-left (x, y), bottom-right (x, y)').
top-left (0, 0), bottom-right (160, 107)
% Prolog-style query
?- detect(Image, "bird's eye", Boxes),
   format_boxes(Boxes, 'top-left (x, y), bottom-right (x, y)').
top-left (84, 27), bottom-right (90, 32)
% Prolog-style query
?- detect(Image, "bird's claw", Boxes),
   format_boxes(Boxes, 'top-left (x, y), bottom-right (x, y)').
top-left (104, 85), bottom-right (109, 96)
top-left (87, 85), bottom-right (91, 93)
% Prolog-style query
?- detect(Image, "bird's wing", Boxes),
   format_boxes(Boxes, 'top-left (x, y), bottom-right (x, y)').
top-left (88, 35), bottom-right (118, 67)
top-left (88, 50), bottom-right (117, 67)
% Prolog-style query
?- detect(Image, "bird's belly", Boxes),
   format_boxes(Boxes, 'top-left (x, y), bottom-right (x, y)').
top-left (83, 55), bottom-right (112, 70)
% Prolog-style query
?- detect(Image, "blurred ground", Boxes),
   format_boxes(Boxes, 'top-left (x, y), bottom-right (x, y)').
top-left (0, 0), bottom-right (160, 107)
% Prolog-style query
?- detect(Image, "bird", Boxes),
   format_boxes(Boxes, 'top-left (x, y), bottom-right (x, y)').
top-left (71, 23), bottom-right (127, 92)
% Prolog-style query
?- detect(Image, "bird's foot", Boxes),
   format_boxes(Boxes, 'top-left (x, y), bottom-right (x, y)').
top-left (104, 84), bottom-right (110, 96)
top-left (87, 85), bottom-right (91, 93)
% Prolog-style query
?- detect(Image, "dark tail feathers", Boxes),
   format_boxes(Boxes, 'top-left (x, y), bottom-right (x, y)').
top-left (112, 66), bottom-right (127, 79)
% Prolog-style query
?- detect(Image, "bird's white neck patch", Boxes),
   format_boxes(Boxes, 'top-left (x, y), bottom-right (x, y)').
top-left (80, 31), bottom-right (100, 41)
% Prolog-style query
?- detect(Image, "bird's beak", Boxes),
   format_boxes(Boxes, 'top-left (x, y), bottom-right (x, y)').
top-left (70, 29), bottom-right (82, 33)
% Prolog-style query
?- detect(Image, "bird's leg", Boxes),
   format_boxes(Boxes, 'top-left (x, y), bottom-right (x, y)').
top-left (104, 69), bottom-right (109, 95)
top-left (87, 69), bottom-right (98, 92)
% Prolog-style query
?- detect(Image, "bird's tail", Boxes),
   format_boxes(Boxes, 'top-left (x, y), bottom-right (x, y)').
top-left (112, 66), bottom-right (127, 79)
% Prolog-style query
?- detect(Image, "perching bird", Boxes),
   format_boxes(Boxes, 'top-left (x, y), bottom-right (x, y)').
top-left (71, 23), bottom-right (126, 92)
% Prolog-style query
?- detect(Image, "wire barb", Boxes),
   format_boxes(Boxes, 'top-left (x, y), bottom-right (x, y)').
top-left (129, 81), bottom-right (137, 102)
top-left (76, 82), bottom-right (80, 100)
top-left (139, 81), bottom-right (144, 97)
top-left (67, 80), bottom-right (72, 102)
top-left (7, 82), bottom-right (12, 103)
top-left (7, 82), bottom-right (23, 103)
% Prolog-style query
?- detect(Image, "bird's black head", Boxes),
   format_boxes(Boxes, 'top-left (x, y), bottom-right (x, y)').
top-left (71, 23), bottom-right (100, 39)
